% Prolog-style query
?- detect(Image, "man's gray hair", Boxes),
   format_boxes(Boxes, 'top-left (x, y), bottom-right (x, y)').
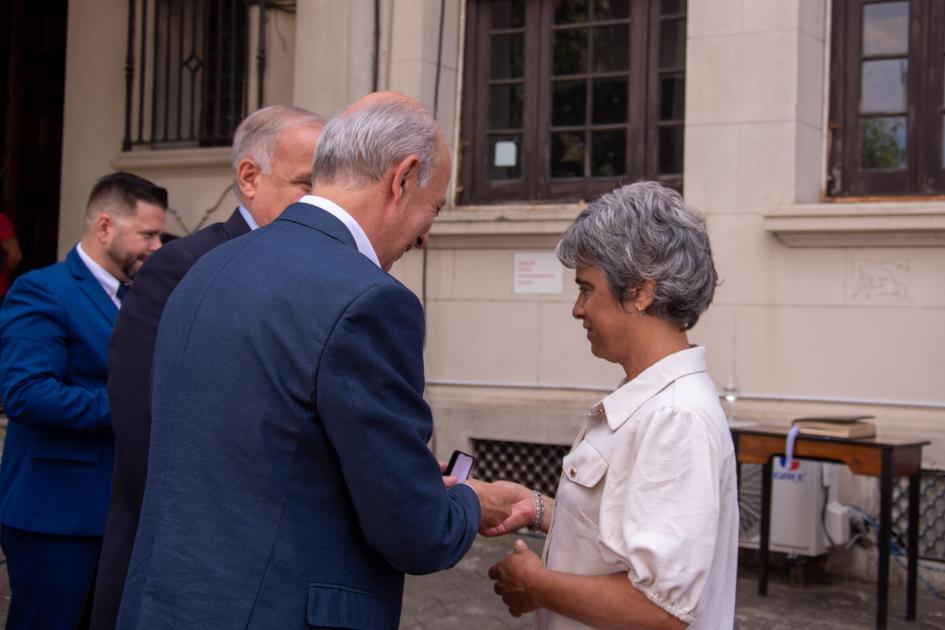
top-left (312, 98), bottom-right (440, 189)
top-left (231, 105), bottom-right (326, 200)
top-left (556, 181), bottom-right (718, 330)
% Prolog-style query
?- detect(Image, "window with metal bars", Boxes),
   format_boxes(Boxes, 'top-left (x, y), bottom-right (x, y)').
top-left (459, 0), bottom-right (686, 204)
top-left (122, 0), bottom-right (254, 151)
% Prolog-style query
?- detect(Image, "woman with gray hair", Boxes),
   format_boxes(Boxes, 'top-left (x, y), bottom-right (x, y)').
top-left (486, 181), bottom-right (738, 629)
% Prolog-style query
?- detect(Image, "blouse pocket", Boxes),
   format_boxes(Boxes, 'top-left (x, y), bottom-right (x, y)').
top-left (561, 439), bottom-right (608, 489)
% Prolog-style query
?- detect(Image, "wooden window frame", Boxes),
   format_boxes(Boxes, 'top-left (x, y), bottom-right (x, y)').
top-left (828, 0), bottom-right (945, 197)
top-left (459, 0), bottom-right (684, 205)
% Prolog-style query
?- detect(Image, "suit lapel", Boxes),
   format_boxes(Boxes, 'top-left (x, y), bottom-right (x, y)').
top-left (66, 247), bottom-right (118, 326)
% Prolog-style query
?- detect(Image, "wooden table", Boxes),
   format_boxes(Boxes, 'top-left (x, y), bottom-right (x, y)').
top-left (730, 424), bottom-right (929, 630)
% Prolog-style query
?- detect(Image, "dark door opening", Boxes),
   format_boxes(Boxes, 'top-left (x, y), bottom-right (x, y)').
top-left (0, 0), bottom-right (67, 274)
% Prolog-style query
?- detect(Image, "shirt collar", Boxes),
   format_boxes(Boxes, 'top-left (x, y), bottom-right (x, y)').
top-left (76, 242), bottom-right (123, 308)
top-left (298, 195), bottom-right (381, 268)
top-left (238, 204), bottom-right (260, 231)
top-left (591, 346), bottom-right (709, 432)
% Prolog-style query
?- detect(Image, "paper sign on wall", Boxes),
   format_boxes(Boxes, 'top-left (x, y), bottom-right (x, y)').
top-left (513, 253), bottom-right (563, 294)
top-left (494, 141), bottom-right (517, 167)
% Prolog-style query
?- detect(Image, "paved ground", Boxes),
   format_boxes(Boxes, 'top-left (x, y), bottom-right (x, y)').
top-left (0, 535), bottom-right (943, 628)
top-left (403, 535), bottom-right (945, 630)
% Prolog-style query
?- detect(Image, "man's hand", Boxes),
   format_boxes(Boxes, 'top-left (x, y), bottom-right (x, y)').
top-left (464, 478), bottom-right (515, 532)
top-left (479, 481), bottom-right (538, 536)
top-left (488, 539), bottom-right (542, 617)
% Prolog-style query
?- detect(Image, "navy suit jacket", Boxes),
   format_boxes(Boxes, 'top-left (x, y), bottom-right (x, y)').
top-left (117, 203), bottom-right (480, 630)
top-left (0, 246), bottom-right (115, 536)
top-left (90, 210), bottom-right (250, 630)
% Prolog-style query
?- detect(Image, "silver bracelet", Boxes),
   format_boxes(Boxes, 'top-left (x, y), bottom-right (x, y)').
top-left (528, 491), bottom-right (544, 531)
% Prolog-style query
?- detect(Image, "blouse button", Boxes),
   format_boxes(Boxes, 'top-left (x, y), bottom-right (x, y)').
top-left (569, 466), bottom-right (577, 478)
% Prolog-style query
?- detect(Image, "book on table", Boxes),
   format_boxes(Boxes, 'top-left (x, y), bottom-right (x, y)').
top-left (792, 415), bottom-right (877, 439)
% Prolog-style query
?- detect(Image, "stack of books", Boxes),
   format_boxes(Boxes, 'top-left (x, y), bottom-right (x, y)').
top-left (792, 415), bottom-right (877, 439)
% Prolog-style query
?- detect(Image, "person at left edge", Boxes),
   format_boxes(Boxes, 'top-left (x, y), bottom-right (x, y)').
top-left (0, 172), bottom-right (167, 630)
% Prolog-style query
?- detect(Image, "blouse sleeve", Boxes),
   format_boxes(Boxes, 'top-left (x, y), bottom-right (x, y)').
top-left (596, 405), bottom-right (724, 624)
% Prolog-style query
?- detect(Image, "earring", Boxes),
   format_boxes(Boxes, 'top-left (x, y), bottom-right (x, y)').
top-left (637, 306), bottom-right (645, 317)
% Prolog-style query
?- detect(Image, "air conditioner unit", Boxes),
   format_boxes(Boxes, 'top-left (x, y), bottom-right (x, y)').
top-left (739, 459), bottom-right (852, 557)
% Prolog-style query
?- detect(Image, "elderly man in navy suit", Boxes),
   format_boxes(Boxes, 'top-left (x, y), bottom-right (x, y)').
top-left (0, 172), bottom-right (166, 630)
top-left (89, 105), bottom-right (324, 630)
top-left (117, 92), bottom-right (516, 630)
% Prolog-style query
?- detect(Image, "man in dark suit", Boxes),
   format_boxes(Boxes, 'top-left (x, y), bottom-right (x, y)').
top-left (0, 172), bottom-right (167, 630)
top-left (89, 106), bottom-right (325, 630)
top-left (116, 92), bottom-right (514, 630)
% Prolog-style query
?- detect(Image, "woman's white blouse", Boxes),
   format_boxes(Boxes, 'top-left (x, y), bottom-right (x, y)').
top-left (537, 346), bottom-right (739, 629)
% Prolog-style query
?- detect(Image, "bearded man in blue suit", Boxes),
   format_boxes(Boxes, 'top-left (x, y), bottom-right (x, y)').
top-left (117, 92), bottom-right (516, 630)
top-left (0, 172), bottom-right (166, 630)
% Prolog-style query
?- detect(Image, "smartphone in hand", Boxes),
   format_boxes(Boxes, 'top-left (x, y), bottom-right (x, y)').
top-left (444, 450), bottom-right (476, 482)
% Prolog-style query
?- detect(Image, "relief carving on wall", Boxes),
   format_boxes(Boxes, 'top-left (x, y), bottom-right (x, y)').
top-left (849, 258), bottom-right (909, 301)
top-left (165, 184), bottom-right (234, 236)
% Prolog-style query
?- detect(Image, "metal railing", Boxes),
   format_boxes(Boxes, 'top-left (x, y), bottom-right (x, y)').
top-left (122, 0), bottom-right (295, 151)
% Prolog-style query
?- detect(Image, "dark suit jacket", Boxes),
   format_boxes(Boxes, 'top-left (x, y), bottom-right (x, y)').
top-left (116, 202), bottom-right (480, 630)
top-left (0, 247), bottom-right (115, 536)
top-left (90, 210), bottom-right (250, 630)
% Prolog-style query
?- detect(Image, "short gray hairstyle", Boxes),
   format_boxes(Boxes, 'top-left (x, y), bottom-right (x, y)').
top-left (311, 98), bottom-right (440, 189)
top-left (556, 181), bottom-right (718, 330)
top-left (231, 105), bottom-right (326, 201)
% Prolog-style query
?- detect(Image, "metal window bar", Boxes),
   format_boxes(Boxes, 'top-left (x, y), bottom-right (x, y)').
top-left (893, 469), bottom-right (945, 563)
top-left (122, 0), bottom-right (289, 151)
top-left (471, 439), bottom-right (571, 498)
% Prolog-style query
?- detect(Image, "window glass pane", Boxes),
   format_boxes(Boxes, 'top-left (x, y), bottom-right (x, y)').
top-left (659, 19), bottom-right (686, 69)
top-left (860, 116), bottom-right (906, 170)
top-left (591, 130), bottom-right (626, 176)
top-left (593, 24), bottom-right (630, 72)
top-left (489, 84), bottom-right (524, 129)
top-left (553, 28), bottom-right (588, 75)
top-left (553, 80), bottom-right (587, 126)
top-left (593, 0), bottom-right (629, 20)
top-left (860, 59), bottom-right (907, 113)
top-left (555, 0), bottom-right (588, 24)
top-left (491, 0), bottom-right (525, 29)
top-left (660, 76), bottom-right (684, 120)
top-left (490, 33), bottom-right (524, 79)
top-left (661, 0), bottom-right (685, 15)
top-left (489, 134), bottom-right (523, 180)
top-left (551, 132), bottom-right (585, 177)
top-left (862, 2), bottom-right (909, 56)
top-left (659, 126), bottom-right (684, 174)
top-left (592, 79), bottom-right (627, 124)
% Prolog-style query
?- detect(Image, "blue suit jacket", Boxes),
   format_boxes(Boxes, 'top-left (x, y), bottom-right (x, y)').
top-left (0, 246), bottom-right (116, 536)
top-left (90, 210), bottom-right (250, 630)
top-left (117, 203), bottom-right (480, 630)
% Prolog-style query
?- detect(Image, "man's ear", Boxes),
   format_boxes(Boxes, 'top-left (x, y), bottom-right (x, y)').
top-left (236, 158), bottom-right (261, 200)
top-left (390, 155), bottom-right (419, 203)
top-left (94, 212), bottom-right (114, 244)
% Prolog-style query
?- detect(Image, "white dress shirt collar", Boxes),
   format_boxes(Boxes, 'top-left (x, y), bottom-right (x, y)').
top-left (594, 345), bottom-right (708, 432)
top-left (238, 204), bottom-right (260, 231)
top-left (298, 195), bottom-right (381, 268)
top-left (76, 242), bottom-right (123, 308)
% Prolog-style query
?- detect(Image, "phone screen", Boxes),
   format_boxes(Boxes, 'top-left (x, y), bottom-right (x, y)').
top-left (445, 450), bottom-right (475, 482)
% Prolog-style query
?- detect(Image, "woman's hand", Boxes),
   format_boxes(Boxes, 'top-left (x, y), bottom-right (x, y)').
top-left (479, 481), bottom-right (540, 536)
top-left (488, 539), bottom-right (543, 616)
